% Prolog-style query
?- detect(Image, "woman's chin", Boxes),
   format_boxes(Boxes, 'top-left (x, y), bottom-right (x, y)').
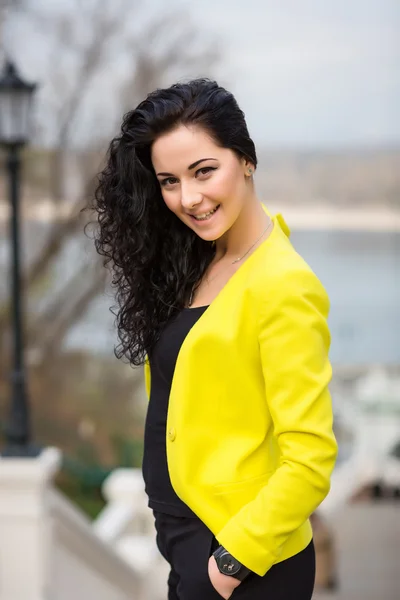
top-left (188, 218), bottom-right (227, 242)
top-left (197, 230), bottom-right (219, 242)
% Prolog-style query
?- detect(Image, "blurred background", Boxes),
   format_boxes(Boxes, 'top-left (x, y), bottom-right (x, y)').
top-left (0, 1), bottom-right (399, 599)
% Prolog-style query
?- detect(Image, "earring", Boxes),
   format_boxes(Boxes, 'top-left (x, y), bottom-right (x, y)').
top-left (248, 168), bottom-right (253, 175)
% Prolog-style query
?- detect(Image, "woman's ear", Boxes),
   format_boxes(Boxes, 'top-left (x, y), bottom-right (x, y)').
top-left (243, 160), bottom-right (255, 177)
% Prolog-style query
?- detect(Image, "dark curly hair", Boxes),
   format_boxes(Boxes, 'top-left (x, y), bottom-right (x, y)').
top-left (90, 78), bottom-right (257, 366)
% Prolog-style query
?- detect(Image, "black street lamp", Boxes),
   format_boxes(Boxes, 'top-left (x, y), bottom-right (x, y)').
top-left (0, 59), bottom-right (39, 457)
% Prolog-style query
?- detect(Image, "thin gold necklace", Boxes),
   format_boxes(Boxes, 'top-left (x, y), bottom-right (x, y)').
top-left (188, 217), bottom-right (273, 307)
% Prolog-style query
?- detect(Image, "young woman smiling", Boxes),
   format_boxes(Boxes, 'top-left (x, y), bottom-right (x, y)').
top-left (91, 79), bottom-right (338, 599)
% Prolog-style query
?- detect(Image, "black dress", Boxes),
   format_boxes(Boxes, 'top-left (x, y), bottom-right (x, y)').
top-left (142, 306), bottom-right (315, 600)
top-left (142, 305), bottom-right (208, 517)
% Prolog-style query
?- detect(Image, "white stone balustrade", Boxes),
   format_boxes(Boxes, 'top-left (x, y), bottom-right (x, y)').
top-left (319, 368), bottom-right (400, 517)
top-left (1, 367), bottom-right (399, 600)
top-left (94, 468), bottom-right (169, 600)
top-left (0, 448), bottom-right (142, 600)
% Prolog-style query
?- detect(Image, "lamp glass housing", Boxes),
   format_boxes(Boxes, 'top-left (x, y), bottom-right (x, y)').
top-left (0, 61), bottom-right (36, 146)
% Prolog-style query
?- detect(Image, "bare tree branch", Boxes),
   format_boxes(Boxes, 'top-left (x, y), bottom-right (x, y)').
top-left (27, 263), bottom-right (95, 344)
top-left (28, 201), bottom-right (87, 284)
top-left (35, 268), bottom-right (108, 364)
top-left (116, 13), bottom-right (221, 127)
top-left (0, 176), bottom-right (96, 339)
top-left (0, 0), bottom-right (223, 367)
top-left (57, 0), bottom-right (133, 147)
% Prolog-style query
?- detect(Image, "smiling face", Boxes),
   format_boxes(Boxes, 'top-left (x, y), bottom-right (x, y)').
top-left (151, 124), bottom-right (253, 242)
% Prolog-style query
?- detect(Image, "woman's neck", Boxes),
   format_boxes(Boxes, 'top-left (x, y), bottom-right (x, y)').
top-left (214, 196), bottom-right (270, 262)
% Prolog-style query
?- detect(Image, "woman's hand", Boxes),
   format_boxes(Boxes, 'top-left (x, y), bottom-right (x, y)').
top-left (208, 555), bottom-right (241, 599)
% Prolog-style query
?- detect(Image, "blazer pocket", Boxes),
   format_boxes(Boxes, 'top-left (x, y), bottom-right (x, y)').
top-left (212, 472), bottom-right (273, 518)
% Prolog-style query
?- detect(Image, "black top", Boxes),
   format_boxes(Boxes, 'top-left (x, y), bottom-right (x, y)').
top-left (142, 305), bottom-right (209, 517)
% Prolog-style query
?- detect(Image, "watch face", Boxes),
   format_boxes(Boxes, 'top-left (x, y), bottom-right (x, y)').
top-left (217, 552), bottom-right (242, 576)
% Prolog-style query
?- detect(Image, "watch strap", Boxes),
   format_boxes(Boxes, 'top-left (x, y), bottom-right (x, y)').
top-left (213, 546), bottom-right (252, 581)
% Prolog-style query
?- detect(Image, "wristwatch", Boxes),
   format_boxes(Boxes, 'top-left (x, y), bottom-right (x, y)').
top-left (212, 546), bottom-right (252, 581)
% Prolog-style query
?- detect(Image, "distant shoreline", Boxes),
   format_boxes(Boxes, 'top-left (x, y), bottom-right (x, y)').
top-left (266, 203), bottom-right (400, 231)
top-left (0, 199), bottom-right (399, 231)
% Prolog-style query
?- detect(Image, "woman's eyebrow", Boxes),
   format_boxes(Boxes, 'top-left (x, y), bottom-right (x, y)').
top-left (188, 157), bottom-right (218, 170)
top-left (156, 157), bottom-right (218, 177)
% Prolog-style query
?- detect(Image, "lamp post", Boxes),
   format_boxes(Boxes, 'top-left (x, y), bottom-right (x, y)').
top-left (0, 59), bottom-right (39, 457)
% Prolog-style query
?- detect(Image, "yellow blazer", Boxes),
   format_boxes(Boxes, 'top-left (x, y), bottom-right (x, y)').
top-left (144, 209), bottom-right (338, 576)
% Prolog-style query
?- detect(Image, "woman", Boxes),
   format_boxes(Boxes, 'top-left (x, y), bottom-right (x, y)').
top-left (91, 78), bottom-right (338, 599)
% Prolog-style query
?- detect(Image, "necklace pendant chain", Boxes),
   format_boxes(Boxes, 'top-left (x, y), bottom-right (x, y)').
top-left (188, 218), bottom-right (273, 306)
top-left (231, 218), bottom-right (273, 264)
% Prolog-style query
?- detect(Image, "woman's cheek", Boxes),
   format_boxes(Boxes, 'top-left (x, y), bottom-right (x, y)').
top-left (162, 192), bottom-right (178, 214)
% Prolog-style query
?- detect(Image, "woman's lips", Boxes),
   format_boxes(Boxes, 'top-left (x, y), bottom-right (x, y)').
top-left (190, 204), bottom-right (220, 223)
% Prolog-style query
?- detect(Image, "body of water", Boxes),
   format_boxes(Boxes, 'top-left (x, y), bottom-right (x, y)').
top-left (1, 223), bottom-right (399, 366)
top-left (290, 228), bottom-right (399, 365)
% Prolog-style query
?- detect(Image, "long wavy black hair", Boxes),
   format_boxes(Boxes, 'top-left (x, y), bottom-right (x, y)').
top-left (90, 78), bottom-right (257, 366)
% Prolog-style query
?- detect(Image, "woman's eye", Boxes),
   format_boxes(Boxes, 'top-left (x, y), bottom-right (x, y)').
top-left (196, 166), bottom-right (216, 178)
top-left (160, 177), bottom-right (178, 187)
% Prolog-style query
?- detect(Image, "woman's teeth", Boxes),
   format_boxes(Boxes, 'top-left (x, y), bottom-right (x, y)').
top-left (193, 206), bottom-right (220, 221)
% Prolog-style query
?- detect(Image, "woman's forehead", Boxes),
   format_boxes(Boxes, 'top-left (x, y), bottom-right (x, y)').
top-left (151, 125), bottom-right (225, 172)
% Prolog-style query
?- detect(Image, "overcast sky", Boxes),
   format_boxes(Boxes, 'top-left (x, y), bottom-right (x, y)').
top-left (185, 0), bottom-right (400, 148)
top-left (5, 0), bottom-right (400, 149)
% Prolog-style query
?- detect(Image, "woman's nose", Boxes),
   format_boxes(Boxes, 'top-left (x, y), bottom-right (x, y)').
top-left (180, 185), bottom-right (202, 210)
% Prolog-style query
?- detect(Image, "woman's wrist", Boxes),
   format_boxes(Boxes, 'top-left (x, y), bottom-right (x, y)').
top-left (212, 545), bottom-right (252, 581)
top-left (208, 554), bottom-right (242, 599)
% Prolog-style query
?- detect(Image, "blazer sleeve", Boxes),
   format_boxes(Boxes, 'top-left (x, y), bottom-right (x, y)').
top-left (215, 267), bottom-right (338, 576)
top-left (144, 358), bottom-right (151, 400)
